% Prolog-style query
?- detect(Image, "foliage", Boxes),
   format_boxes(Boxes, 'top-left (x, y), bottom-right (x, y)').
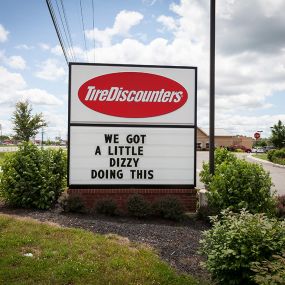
top-left (0, 142), bottom-right (66, 209)
top-left (196, 204), bottom-right (219, 223)
top-left (127, 194), bottom-right (151, 218)
top-left (200, 209), bottom-right (285, 285)
top-left (251, 252), bottom-right (285, 285)
top-left (58, 192), bottom-right (85, 213)
top-left (11, 101), bottom-right (47, 142)
top-left (267, 149), bottom-right (277, 162)
top-left (253, 139), bottom-right (268, 148)
top-left (95, 198), bottom-right (117, 216)
top-left (153, 196), bottom-right (185, 221)
top-left (206, 158), bottom-right (276, 215)
top-left (0, 214), bottom-right (202, 285)
top-left (267, 149), bottom-right (285, 165)
top-left (276, 195), bottom-right (285, 218)
top-left (200, 148), bottom-right (237, 187)
top-left (270, 120), bottom-right (285, 149)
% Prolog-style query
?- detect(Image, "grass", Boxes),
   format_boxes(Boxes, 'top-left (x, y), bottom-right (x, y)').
top-left (252, 153), bottom-right (269, 161)
top-left (0, 214), bottom-right (205, 285)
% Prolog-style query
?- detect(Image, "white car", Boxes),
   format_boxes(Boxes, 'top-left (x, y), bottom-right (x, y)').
top-left (252, 147), bottom-right (265, 153)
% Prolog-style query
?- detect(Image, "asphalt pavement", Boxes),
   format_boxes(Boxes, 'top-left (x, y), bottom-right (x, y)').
top-left (196, 151), bottom-right (285, 195)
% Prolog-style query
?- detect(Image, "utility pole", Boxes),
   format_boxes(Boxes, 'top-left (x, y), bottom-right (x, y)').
top-left (209, 0), bottom-right (216, 175)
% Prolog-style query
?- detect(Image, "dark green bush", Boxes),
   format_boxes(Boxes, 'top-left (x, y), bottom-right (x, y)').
top-left (95, 199), bottom-right (117, 216)
top-left (196, 204), bottom-right (219, 223)
top-left (200, 148), bottom-right (237, 187)
top-left (0, 143), bottom-right (66, 209)
top-left (276, 195), bottom-right (285, 218)
top-left (204, 157), bottom-right (276, 216)
top-left (58, 192), bottom-right (85, 213)
top-left (127, 194), bottom-right (151, 218)
top-left (268, 149), bottom-right (285, 165)
top-left (251, 252), bottom-right (285, 285)
top-left (267, 149), bottom-right (277, 162)
top-left (154, 196), bottom-right (184, 221)
top-left (200, 209), bottom-right (285, 285)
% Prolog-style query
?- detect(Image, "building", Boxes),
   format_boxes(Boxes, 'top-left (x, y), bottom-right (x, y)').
top-left (197, 127), bottom-right (253, 150)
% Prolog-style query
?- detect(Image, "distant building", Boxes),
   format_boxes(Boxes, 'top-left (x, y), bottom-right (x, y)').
top-left (197, 127), bottom-right (253, 150)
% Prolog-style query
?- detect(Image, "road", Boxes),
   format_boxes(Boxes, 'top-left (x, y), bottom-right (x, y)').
top-left (196, 151), bottom-right (285, 195)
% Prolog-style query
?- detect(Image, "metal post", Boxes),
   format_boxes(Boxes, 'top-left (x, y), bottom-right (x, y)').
top-left (209, 0), bottom-right (216, 175)
top-left (41, 128), bottom-right (44, 149)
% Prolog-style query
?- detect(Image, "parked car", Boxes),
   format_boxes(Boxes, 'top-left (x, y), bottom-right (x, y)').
top-left (227, 145), bottom-right (252, 153)
top-left (264, 146), bottom-right (275, 152)
top-left (252, 147), bottom-right (266, 153)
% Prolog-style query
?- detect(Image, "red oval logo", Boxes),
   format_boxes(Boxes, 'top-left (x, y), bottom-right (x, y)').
top-left (78, 72), bottom-right (188, 118)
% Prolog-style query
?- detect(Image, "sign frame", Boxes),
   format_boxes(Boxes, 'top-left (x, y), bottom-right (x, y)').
top-left (68, 62), bottom-right (197, 189)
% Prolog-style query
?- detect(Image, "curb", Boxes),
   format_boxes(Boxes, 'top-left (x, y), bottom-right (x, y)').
top-left (247, 154), bottom-right (285, 169)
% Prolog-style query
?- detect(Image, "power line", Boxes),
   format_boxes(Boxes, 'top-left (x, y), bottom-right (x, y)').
top-left (92, 0), bottom-right (95, 62)
top-left (59, 0), bottom-right (77, 62)
top-left (54, 0), bottom-right (74, 61)
top-left (79, 0), bottom-right (89, 62)
top-left (46, 0), bottom-right (69, 64)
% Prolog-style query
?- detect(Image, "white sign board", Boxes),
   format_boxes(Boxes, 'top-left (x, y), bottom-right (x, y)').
top-left (68, 63), bottom-right (197, 187)
top-left (70, 126), bottom-right (195, 185)
top-left (70, 64), bottom-right (196, 126)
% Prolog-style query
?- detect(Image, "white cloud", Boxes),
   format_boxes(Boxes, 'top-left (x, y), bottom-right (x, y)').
top-left (39, 43), bottom-right (50, 50)
top-left (51, 45), bottom-right (63, 56)
top-left (7, 55), bottom-right (26, 70)
top-left (0, 24), bottom-right (9, 42)
top-left (17, 89), bottom-right (62, 106)
top-left (85, 10), bottom-right (144, 47)
top-left (15, 44), bottom-right (34, 50)
top-left (0, 66), bottom-right (62, 107)
top-left (157, 15), bottom-right (177, 31)
top-left (35, 59), bottom-right (66, 81)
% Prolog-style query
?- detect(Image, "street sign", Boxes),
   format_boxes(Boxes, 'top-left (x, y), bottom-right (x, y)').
top-left (254, 132), bottom-right (261, 139)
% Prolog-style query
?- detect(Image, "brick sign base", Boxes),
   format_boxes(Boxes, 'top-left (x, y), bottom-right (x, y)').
top-left (68, 188), bottom-right (198, 213)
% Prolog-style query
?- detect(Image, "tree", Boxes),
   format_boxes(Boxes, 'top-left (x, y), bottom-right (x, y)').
top-left (270, 120), bottom-right (285, 149)
top-left (12, 101), bottom-right (47, 142)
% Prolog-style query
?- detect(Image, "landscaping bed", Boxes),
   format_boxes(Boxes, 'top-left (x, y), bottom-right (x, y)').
top-left (0, 202), bottom-right (210, 282)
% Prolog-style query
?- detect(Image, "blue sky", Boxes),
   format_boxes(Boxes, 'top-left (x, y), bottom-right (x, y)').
top-left (0, 0), bottom-right (285, 140)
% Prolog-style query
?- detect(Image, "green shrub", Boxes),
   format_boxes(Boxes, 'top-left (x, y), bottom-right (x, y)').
top-left (95, 198), bottom-right (117, 216)
top-left (127, 194), bottom-right (151, 218)
top-left (276, 195), bottom-right (285, 218)
top-left (200, 148), bottom-right (237, 187)
top-left (251, 252), bottom-right (285, 285)
top-left (196, 204), bottom-right (219, 223)
top-left (200, 209), bottom-right (285, 285)
top-left (206, 158), bottom-right (276, 216)
top-left (154, 196), bottom-right (185, 221)
top-left (58, 192), bottom-right (85, 213)
top-left (267, 149), bottom-right (277, 162)
top-left (0, 143), bottom-right (66, 209)
top-left (268, 149), bottom-right (285, 165)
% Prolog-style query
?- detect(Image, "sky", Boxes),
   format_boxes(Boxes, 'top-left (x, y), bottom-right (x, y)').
top-left (0, 0), bottom-right (284, 140)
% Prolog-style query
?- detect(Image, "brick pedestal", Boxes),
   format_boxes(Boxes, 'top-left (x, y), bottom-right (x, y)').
top-left (68, 188), bottom-right (197, 213)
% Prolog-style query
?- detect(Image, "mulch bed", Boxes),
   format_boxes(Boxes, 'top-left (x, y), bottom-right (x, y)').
top-left (0, 203), bottom-right (210, 281)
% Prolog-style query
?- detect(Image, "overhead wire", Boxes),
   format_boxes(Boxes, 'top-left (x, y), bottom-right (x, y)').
top-left (91, 0), bottom-right (95, 62)
top-left (46, 0), bottom-right (69, 64)
top-left (79, 0), bottom-right (89, 62)
top-left (59, 0), bottom-right (77, 62)
top-left (54, 0), bottom-right (74, 61)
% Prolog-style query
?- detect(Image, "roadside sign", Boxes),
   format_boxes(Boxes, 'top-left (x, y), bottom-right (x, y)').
top-left (68, 63), bottom-right (197, 188)
top-left (254, 132), bottom-right (261, 139)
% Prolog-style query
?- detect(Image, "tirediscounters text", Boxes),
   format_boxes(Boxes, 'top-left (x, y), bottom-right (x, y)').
top-left (91, 133), bottom-right (154, 180)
